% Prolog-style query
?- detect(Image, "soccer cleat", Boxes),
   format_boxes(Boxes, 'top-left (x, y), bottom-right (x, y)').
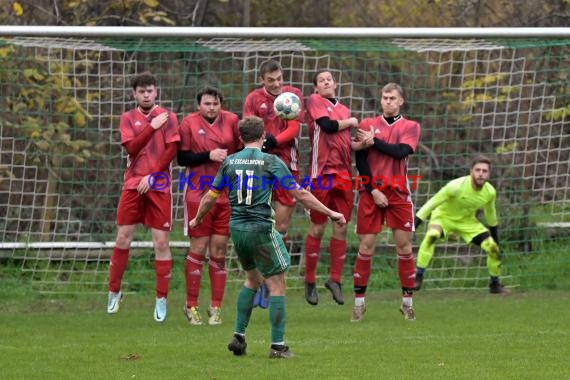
top-left (269, 345), bottom-right (294, 359)
top-left (154, 297), bottom-right (167, 322)
top-left (414, 272), bottom-right (424, 291)
top-left (207, 306), bottom-right (222, 326)
top-left (351, 304), bottom-right (366, 322)
top-left (325, 279), bottom-right (344, 305)
top-left (304, 281), bottom-right (318, 305)
top-left (252, 283), bottom-right (270, 309)
top-left (227, 334), bottom-right (247, 356)
top-left (107, 291), bottom-right (123, 314)
top-left (400, 303), bottom-right (416, 321)
top-left (489, 282), bottom-right (511, 295)
top-left (183, 305), bottom-right (204, 325)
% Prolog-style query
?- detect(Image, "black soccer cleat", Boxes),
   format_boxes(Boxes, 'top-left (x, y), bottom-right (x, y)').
top-left (227, 334), bottom-right (247, 356)
top-left (304, 281), bottom-right (318, 305)
top-left (414, 272), bottom-right (424, 291)
top-left (269, 345), bottom-right (294, 359)
top-left (325, 279), bottom-right (344, 305)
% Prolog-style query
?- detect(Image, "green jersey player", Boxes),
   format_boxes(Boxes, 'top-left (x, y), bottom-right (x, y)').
top-left (189, 116), bottom-right (346, 359)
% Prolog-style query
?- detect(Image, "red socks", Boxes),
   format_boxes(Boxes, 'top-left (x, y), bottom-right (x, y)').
top-left (208, 256), bottom-right (227, 308)
top-left (398, 253), bottom-right (416, 290)
top-left (304, 234), bottom-right (321, 283)
top-left (185, 251), bottom-right (204, 307)
top-left (329, 238), bottom-right (347, 283)
top-left (108, 247), bottom-right (129, 292)
top-left (155, 259), bottom-right (172, 298)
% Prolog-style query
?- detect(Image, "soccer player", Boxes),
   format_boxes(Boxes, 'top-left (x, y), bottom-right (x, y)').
top-left (350, 82), bottom-right (421, 322)
top-left (177, 87), bottom-right (241, 326)
top-left (243, 59), bottom-right (304, 243)
top-left (303, 69), bottom-right (359, 306)
top-left (414, 155), bottom-right (509, 294)
top-left (107, 72), bottom-right (180, 323)
top-left (189, 116), bottom-right (346, 359)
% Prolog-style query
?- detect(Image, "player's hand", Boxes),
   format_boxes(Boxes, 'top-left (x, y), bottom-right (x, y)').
top-left (371, 189), bottom-right (388, 208)
top-left (150, 112), bottom-right (169, 130)
top-left (347, 117), bottom-right (359, 128)
top-left (356, 126), bottom-right (375, 147)
top-left (329, 212), bottom-right (346, 225)
top-left (189, 217), bottom-right (201, 229)
top-left (137, 175), bottom-right (151, 194)
top-left (209, 148), bottom-right (228, 162)
top-left (262, 133), bottom-right (277, 151)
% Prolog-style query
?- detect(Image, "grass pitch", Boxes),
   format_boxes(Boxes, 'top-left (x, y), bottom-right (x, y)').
top-left (1, 288), bottom-right (568, 380)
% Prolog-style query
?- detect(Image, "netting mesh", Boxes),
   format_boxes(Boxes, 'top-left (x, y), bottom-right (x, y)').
top-left (0, 35), bottom-right (568, 293)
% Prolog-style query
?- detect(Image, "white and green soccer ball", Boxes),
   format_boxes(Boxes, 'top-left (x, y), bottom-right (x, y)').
top-left (273, 92), bottom-right (301, 120)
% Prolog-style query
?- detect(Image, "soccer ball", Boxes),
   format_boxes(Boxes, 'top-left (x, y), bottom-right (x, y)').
top-left (273, 92), bottom-right (301, 120)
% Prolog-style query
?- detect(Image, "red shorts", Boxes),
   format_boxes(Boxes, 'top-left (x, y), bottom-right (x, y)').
top-left (186, 201), bottom-right (230, 237)
top-left (116, 189), bottom-right (172, 231)
top-left (308, 175), bottom-right (354, 224)
top-left (356, 189), bottom-right (414, 234)
top-left (273, 170), bottom-right (299, 207)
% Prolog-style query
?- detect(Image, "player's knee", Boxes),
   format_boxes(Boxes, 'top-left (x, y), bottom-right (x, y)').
top-left (481, 237), bottom-right (500, 259)
top-left (424, 229), bottom-right (441, 244)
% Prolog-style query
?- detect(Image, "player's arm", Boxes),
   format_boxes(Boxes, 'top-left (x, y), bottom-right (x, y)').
top-left (355, 149), bottom-right (375, 193)
top-left (123, 112), bottom-right (169, 157)
top-left (177, 150), bottom-right (211, 167)
top-left (290, 187), bottom-right (346, 224)
top-left (190, 166), bottom-right (226, 227)
top-left (370, 139), bottom-right (414, 159)
top-left (415, 185), bottom-right (452, 226)
top-left (316, 116), bottom-right (358, 133)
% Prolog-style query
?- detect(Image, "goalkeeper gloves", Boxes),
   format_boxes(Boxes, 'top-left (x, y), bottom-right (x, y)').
top-left (262, 133), bottom-right (277, 152)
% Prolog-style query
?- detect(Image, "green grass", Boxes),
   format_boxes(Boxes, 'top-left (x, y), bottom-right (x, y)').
top-left (1, 288), bottom-right (569, 379)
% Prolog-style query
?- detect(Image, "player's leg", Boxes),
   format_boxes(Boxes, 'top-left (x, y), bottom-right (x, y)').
top-left (228, 230), bottom-right (263, 356)
top-left (415, 223), bottom-right (444, 290)
top-left (471, 230), bottom-right (509, 294)
top-left (207, 233), bottom-right (229, 325)
top-left (386, 193), bottom-right (416, 320)
top-left (273, 201), bottom-right (295, 241)
top-left (325, 183), bottom-right (354, 305)
top-left (304, 219), bottom-right (325, 305)
top-left (146, 192), bottom-right (173, 323)
top-left (352, 191), bottom-right (382, 321)
top-left (255, 229), bottom-right (292, 358)
top-left (108, 190), bottom-right (141, 314)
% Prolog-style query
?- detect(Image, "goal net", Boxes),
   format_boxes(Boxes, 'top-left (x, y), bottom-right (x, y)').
top-left (1, 33), bottom-right (568, 293)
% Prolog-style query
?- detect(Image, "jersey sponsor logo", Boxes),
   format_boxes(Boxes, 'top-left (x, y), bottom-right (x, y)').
top-left (198, 128), bottom-right (206, 134)
top-left (135, 121), bottom-right (142, 126)
top-left (374, 129), bottom-right (381, 134)
top-left (260, 103), bottom-right (268, 110)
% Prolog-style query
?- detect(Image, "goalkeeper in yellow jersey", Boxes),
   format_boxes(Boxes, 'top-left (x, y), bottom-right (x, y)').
top-left (413, 156), bottom-right (509, 294)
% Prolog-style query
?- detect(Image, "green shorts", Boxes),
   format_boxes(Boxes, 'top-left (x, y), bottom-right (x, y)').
top-left (429, 213), bottom-right (489, 244)
top-left (230, 228), bottom-right (290, 278)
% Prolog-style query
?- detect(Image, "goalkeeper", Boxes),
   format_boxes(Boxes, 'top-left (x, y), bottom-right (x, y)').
top-left (413, 156), bottom-right (509, 294)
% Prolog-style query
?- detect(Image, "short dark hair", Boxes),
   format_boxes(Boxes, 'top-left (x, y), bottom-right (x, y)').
top-left (130, 71), bottom-right (157, 90)
top-left (471, 155), bottom-right (492, 169)
top-left (258, 60), bottom-right (283, 78)
top-left (382, 82), bottom-right (404, 98)
top-left (238, 116), bottom-right (264, 143)
top-left (312, 69), bottom-right (335, 86)
top-left (196, 86), bottom-right (224, 104)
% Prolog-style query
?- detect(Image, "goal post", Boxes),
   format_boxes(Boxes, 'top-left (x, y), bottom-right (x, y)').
top-left (0, 27), bottom-right (569, 293)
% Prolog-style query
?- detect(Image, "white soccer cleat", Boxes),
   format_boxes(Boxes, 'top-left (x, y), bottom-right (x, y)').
top-left (183, 305), bottom-right (204, 325)
top-left (154, 297), bottom-right (167, 322)
top-left (207, 306), bottom-right (222, 326)
top-left (107, 291), bottom-right (123, 314)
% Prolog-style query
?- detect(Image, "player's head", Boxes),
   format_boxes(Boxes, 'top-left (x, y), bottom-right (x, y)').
top-left (131, 71), bottom-right (158, 111)
top-left (470, 155), bottom-right (492, 189)
top-left (196, 86), bottom-right (224, 122)
top-left (380, 82), bottom-right (405, 117)
top-left (313, 69), bottom-right (337, 98)
top-left (258, 60), bottom-right (284, 96)
top-left (238, 116), bottom-right (265, 144)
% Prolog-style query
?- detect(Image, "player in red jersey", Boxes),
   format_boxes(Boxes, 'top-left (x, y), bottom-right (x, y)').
top-left (107, 72), bottom-right (180, 323)
top-left (350, 83), bottom-right (421, 322)
top-left (303, 70), bottom-right (359, 306)
top-left (177, 86), bottom-right (241, 326)
top-left (243, 60), bottom-right (304, 241)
